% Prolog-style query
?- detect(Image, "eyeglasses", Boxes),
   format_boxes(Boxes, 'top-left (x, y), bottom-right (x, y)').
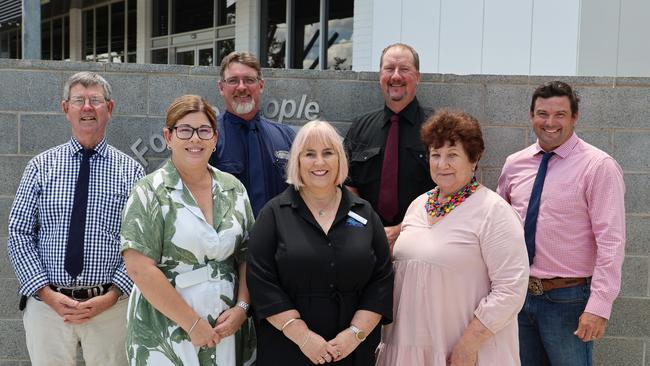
top-left (171, 124), bottom-right (215, 140)
top-left (68, 96), bottom-right (107, 108)
top-left (222, 76), bottom-right (259, 87)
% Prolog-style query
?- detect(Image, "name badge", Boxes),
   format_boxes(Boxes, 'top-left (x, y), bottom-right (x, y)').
top-left (347, 211), bottom-right (368, 226)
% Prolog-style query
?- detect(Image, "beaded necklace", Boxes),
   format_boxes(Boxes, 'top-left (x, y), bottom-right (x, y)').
top-left (425, 177), bottom-right (480, 217)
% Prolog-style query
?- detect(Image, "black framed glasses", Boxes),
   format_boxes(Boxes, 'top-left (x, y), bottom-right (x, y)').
top-left (171, 124), bottom-right (215, 140)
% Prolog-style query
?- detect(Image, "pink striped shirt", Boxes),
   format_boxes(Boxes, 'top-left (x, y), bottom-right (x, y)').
top-left (497, 133), bottom-right (625, 319)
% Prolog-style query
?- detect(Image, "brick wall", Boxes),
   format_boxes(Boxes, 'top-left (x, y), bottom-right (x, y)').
top-left (0, 59), bottom-right (647, 365)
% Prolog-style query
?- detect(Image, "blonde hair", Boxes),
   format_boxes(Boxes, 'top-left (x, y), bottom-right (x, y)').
top-left (286, 120), bottom-right (348, 190)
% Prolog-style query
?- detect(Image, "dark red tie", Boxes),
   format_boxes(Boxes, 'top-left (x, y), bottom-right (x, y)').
top-left (377, 114), bottom-right (399, 222)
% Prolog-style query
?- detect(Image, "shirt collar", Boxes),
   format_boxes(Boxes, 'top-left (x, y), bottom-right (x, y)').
top-left (278, 186), bottom-right (367, 211)
top-left (160, 158), bottom-right (236, 193)
top-left (224, 110), bottom-right (260, 129)
top-left (534, 132), bottom-right (579, 159)
top-left (382, 97), bottom-right (419, 127)
top-left (67, 137), bottom-right (108, 158)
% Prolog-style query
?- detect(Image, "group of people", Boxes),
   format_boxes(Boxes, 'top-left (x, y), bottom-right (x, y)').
top-left (7, 42), bottom-right (625, 366)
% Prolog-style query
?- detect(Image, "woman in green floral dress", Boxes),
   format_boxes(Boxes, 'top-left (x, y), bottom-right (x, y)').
top-left (121, 95), bottom-right (256, 366)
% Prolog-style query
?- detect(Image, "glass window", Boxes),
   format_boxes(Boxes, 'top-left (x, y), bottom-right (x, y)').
top-left (52, 18), bottom-right (63, 60)
top-left (83, 9), bottom-right (94, 61)
top-left (95, 6), bottom-right (109, 62)
top-left (216, 39), bottom-right (234, 65)
top-left (127, 0), bottom-right (136, 53)
top-left (198, 47), bottom-right (214, 66)
top-left (294, 0), bottom-right (320, 69)
top-left (327, 0), bottom-right (353, 70)
top-left (64, 16), bottom-right (70, 60)
top-left (111, 2), bottom-right (125, 62)
top-left (262, 0), bottom-right (287, 68)
top-left (152, 0), bottom-right (168, 37)
top-left (173, 0), bottom-right (213, 34)
top-left (218, 0), bottom-right (236, 26)
top-left (10, 30), bottom-right (20, 59)
top-left (0, 32), bottom-right (9, 58)
top-left (127, 53), bottom-right (136, 63)
top-left (176, 49), bottom-right (195, 65)
top-left (42, 20), bottom-right (51, 60)
top-left (151, 48), bottom-right (168, 64)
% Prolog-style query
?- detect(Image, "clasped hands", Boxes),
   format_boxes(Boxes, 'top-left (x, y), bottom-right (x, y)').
top-left (300, 328), bottom-right (360, 365)
top-left (188, 306), bottom-right (248, 348)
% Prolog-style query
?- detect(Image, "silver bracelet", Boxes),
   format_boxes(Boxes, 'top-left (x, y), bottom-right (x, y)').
top-left (188, 317), bottom-right (201, 335)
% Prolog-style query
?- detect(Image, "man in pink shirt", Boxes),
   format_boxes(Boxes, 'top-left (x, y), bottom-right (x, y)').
top-left (497, 81), bottom-right (625, 366)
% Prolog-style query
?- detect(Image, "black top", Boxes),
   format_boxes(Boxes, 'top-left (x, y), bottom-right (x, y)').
top-left (247, 187), bottom-right (394, 366)
top-left (344, 98), bottom-right (435, 226)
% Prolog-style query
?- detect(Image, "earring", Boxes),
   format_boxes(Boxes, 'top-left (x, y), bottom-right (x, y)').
top-left (212, 146), bottom-right (216, 152)
top-left (167, 145), bottom-right (171, 151)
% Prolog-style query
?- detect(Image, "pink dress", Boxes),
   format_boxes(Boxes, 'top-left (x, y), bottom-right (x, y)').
top-left (376, 186), bottom-right (529, 366)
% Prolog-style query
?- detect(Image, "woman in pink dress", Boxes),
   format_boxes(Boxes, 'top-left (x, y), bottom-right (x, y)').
top-left (376, 110), bottom-right (529, 366)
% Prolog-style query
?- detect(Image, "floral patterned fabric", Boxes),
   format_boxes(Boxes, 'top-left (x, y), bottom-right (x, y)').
top-left (121, 159), bottom-right (256, 366)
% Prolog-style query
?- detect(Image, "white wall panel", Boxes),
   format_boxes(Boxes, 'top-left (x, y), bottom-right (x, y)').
top-left (401, 0), bottom-right (441, 73)
top-left (371, 0), bottom-right (404, 70)
top-left (529, 0), bottom-right (580, 75)
top-left (481, 0), bottom-right (533, 75)
top-left (617, 0), bottom-right (650, 76)
top-left (352, 0), bottom-right (374, 71)
top-left (576, 0), bottom-right (620, 76)
top-left (438, 0), bottom-right (484, 75)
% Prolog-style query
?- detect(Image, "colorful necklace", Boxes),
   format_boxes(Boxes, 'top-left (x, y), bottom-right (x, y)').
top-left (425, 177), bottom-right (480, 217)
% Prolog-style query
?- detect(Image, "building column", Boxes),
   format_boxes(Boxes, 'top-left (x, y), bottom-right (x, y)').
top-left (235, 0), bottom-right (261, 55)
top-left (69, 1), bottom-right (83, 61)
top-left (136, 0), bottom-right (151, 63)
top-left (21, 0), bottom-right (41, 59)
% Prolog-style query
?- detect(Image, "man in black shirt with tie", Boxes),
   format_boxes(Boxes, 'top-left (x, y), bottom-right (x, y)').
top-left (345, 43), bottom-right (435, 252)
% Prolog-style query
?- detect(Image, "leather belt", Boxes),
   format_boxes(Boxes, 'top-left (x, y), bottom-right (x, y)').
top-left (49, 284), bottom-right (112, 300)
top-left (528, 277), bottom-right (588, 296)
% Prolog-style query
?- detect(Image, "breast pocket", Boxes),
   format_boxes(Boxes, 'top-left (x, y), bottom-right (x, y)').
top-left (405, 145), bottom-right (430, 181)
top-left (349, 147), bottom-right (382, 185)
top-left (100, 191), bottom-right (129, 236)
top-left (272, 150), bottom-right (290, 179)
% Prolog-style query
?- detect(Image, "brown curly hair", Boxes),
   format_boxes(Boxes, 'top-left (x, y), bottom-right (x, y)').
top-left (421, 109), bottom-right (485, 163)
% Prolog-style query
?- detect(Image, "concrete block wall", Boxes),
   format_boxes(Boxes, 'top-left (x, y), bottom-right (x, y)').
top-left (0, 59), bottom-right (648, 365)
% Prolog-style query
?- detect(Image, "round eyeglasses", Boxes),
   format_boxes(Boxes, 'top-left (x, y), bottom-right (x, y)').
top-left (171, 125), bottom-right (215, 140)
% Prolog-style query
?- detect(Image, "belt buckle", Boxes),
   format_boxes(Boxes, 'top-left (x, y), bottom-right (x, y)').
top-left (69, 287), bottom-right (89, 300)
top-left (528, 278), bottom-right (544, 296)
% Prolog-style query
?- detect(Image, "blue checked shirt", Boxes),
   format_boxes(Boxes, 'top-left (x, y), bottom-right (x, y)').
top-left (8, 137), bottom-right (145, 296)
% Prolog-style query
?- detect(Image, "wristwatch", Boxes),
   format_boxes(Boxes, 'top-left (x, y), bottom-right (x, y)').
top-left (236, 300), bottom-right (250, 315)
top-left (349, 325), bottom-right (367, 342)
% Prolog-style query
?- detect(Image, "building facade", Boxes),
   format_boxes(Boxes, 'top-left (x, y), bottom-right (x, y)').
top-left (2, 0), bottom-right (650, 76)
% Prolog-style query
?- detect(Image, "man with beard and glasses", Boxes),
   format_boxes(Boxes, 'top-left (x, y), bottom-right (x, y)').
top-left (344, 43), bottom-right (435, 253)
top-left (209, 51), bottom-right (296, 217)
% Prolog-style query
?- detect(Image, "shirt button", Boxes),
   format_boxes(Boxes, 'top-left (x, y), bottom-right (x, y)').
top-left (328, 242), bottom-right (333, 247)
top-left (330, 262), bottom-right (335, 267)
top-left (329, 283), bottom-right (335, 288)
top-left (211, 355), bottom-right (215, 359)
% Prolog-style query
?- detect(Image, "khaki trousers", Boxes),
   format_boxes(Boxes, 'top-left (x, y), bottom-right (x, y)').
top-left (23, 296), bottom-right (128, 366)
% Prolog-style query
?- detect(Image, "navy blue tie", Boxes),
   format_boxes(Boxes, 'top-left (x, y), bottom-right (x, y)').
top-left (246, 123), bottom-right (265, 216)
top-left (64, 149), bottom-right (96, 279)
top-left (523, 151), bottom-right (554, 265)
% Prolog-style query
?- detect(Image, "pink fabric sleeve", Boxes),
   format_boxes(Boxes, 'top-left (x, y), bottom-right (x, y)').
top-left (583, 157), bottom-right (626, 319)
top-left (474, 198), bottom-right (529, 334)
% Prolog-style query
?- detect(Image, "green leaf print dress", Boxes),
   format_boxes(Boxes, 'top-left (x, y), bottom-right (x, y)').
top-left (121, 160), bottom-right (256, 366)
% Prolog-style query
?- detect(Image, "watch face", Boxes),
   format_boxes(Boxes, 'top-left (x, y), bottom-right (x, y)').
top-left (356, 331), bottom-right (367, 341)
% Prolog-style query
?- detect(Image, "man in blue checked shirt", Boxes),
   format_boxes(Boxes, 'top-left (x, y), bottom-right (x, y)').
top-left (7, 72), bottom-right (144, 366)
